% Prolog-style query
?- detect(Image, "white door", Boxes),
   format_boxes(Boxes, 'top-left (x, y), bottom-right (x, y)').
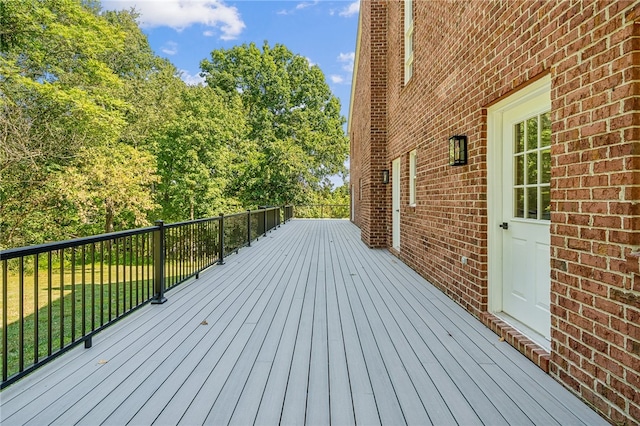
top-left (351, 184), bottom-right (355, 221)
top-left (500, 91), bottom-right (551, 340)
top-left (392, 158), bottom-right (401, 250)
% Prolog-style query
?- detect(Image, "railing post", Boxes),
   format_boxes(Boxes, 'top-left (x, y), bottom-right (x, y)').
top-left (263, 208), bottom-right (268, 237)
top-left (247, 210), bottom-right (251, 247)
top-left (151, 220), bottom-right (167, 304)
top-left (218, 213), bottom-right (225, 265)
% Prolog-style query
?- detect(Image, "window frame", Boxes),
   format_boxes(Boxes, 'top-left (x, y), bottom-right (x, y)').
top-left (409, 149), bottom-right (417, 206)
top-left (404, 0), bottom-right (414, 84)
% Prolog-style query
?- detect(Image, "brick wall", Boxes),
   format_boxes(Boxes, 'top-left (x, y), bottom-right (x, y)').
top-left (351, 0), bottom-right (640, 423)
top-left (351, 1), bottom-right (389, 247)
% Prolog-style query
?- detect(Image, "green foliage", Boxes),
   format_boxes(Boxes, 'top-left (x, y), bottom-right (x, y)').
top-left (201, 42), bottom-right (349, 206)
top-left (0, 0), bottom-right (130, 247)
top-left (155, 86), bottom-right (246, 221)
top-left (57, 143), bottom-right (160, 233)
top-left (0, 4), bottom-right (350, 250)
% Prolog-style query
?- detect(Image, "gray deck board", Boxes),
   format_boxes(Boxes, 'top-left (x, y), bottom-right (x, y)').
top-left (0, 220), bottom-right (607, 426)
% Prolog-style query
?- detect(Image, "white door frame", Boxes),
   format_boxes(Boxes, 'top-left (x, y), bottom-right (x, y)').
top-left (351, 184), bottom-right (355, 221)
top-left (487, 75), bottom-right (551, 315)
top-left (392, 157), bottom-right (401, 250)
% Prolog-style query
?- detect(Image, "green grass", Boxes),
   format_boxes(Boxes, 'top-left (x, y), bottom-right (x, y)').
top-left (0, 260), bottom-right (202, 381)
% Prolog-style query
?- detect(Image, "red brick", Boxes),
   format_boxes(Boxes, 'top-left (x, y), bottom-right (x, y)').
top-left (352, 2), bottom-right (640, 424)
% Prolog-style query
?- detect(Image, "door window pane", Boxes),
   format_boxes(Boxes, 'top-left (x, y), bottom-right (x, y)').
top-left (527, 152), bottom-right (538, 184)
top-left (527, 188), bottom-right (538, 219)
top-left (515, 155), bottom-right (524, 186)
top-left (540, 112), bottom-right (551, 147)
top-left (527, 117), bottom-right (538, 150)
top-left (515, 122), bottom-right (525, 153)
top-left (541, 187), bottom-right (551, 220)
top-left (541, 149), bottom-right (551, 183)
top-left (513, 111), bottom-right (551, 221)
top-left (515, 188), bottom-right (525, 218)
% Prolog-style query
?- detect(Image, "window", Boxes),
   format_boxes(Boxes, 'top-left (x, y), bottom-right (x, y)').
top-left (404, 0), bottom-right (414, 83)
top-left (409, 150), bottom-right (417, 206)
top-left (513, 112), bottom-right (551, 220)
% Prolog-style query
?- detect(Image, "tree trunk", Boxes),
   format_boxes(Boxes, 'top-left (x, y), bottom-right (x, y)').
top-left (105, 201), bottom-right (114, 234)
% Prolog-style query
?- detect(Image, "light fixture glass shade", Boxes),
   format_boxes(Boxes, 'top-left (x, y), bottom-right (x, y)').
top-left (449, 135), bottom-right (468, 166)
top-left (382, 169), bottom-right (390, 184)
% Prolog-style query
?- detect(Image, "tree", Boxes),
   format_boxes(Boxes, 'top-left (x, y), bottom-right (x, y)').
top-left (0, 1), bottom-right (181, 247)
top-left (200, 42), bottom-right (349, 206)
top-left (154, 85), bottom-right (247, 222)
top-left (100, 9), bottom-right (185, 150)
top-left (0, 0), bottom-right (129, 247)
top-left (57, 144), bottom-right (159, 234)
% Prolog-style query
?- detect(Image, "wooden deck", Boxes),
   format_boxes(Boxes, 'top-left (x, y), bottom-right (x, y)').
top-left (1, 219), bottom-right (605, 425)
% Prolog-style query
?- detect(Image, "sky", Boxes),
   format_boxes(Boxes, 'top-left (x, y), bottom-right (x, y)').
top-left (101, 0), bottom-right (360, 122)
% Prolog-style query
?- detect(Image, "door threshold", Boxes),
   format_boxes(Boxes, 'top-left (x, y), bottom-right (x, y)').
top-left (495, 312), bottom-right (551, 352)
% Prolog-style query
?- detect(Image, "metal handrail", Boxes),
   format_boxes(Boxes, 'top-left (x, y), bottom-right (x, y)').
top-left (291, 204), bottom-right (349, 219)
top-left (0, 205), bottom-right (292, 388)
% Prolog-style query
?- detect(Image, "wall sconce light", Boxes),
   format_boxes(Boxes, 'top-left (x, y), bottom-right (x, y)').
top-left (382, 169), bottom-right (390, 184)
top-left (449, 135), bottom-right (468, 166)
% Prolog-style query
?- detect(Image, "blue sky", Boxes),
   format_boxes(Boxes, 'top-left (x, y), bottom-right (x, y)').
top-left (101, 0), bottom-right (359, 121)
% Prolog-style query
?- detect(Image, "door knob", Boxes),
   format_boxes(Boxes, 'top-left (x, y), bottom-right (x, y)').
top-left (499, 222), bottom-right (509, 230)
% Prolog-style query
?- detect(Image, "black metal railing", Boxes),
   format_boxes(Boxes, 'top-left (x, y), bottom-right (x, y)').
top-left (0, 206), bottom-right (290, 388)
top-left (292, 204), bottom-right (349, 219)
top-left (284, 205), bottom-right (294, 221)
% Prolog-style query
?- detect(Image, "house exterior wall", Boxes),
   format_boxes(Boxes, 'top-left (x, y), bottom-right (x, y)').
top-left (349, 0), bottom-right (640, 423)
top-left (350, 1), bottom-right (389, 246)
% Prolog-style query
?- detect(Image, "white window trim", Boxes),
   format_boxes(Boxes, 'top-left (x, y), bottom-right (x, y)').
top-left (409, 149), bottom-right (417, 206)
top-left (404, 0), bottom-right (414, 84)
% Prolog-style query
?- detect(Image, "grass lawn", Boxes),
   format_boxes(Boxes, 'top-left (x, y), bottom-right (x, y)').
top-left (1, 263), bottom-right (157, 381)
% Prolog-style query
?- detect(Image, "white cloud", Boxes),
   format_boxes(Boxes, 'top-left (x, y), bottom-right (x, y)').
top-left (339, 1), bottom-right (359, 17)
top-left (296, 1), bottom-right (319, 10)
top-left (330, 75), bottom-right (344, 84)
top-left (203, 30), bottom-right (214, 37)
top-left (101, 0), bottom-right (245, 40)
top-left (179, 69), bottom-right (205, 86)
top-left (277, 1), bottom-right (319, 16)
top-left (305, 57), bottom-right (316, 67)
top-left (161, 41), bottom-right (178, 55)
top-left (337, 51), bottom-right (355, 72)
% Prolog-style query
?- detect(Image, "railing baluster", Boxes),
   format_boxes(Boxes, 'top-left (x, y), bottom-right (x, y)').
top-left (71, 248), bottom-right (76, 343)
top-left (115, 238), bottom-right (119, 318)
top-left (91, 243), bottom-right (95, 332)
top-left (100, 241), bottom-right (104, 327)
top-left (247, 210), bottom-right (252, 247)
top-left (59, 248), bottom-right (64, 350)
top-left (126, 237), bottom-right (131, 311)
top-left (2, 259), bottom-right (8, 381)
top-left (47, 251), bottom-right (52, 356)
top-left (34, 254), bottom-right (39, 364)
top-left (140, 234), bottom-right (149, 300)
top-left (18, 258), bottom-right (24, 372)
top-left (218, 214), bottom-right (225, 265)
top-left (151, 221), bottom-right (167, 304)
top-left (108, 241), bottom-right (113, 322)
top-left (81, 246), bottom-right (86, 337)
top-left (263, 209), bottom-right (267, 237)
top-left (135, 235), bottom-right (139, 306)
